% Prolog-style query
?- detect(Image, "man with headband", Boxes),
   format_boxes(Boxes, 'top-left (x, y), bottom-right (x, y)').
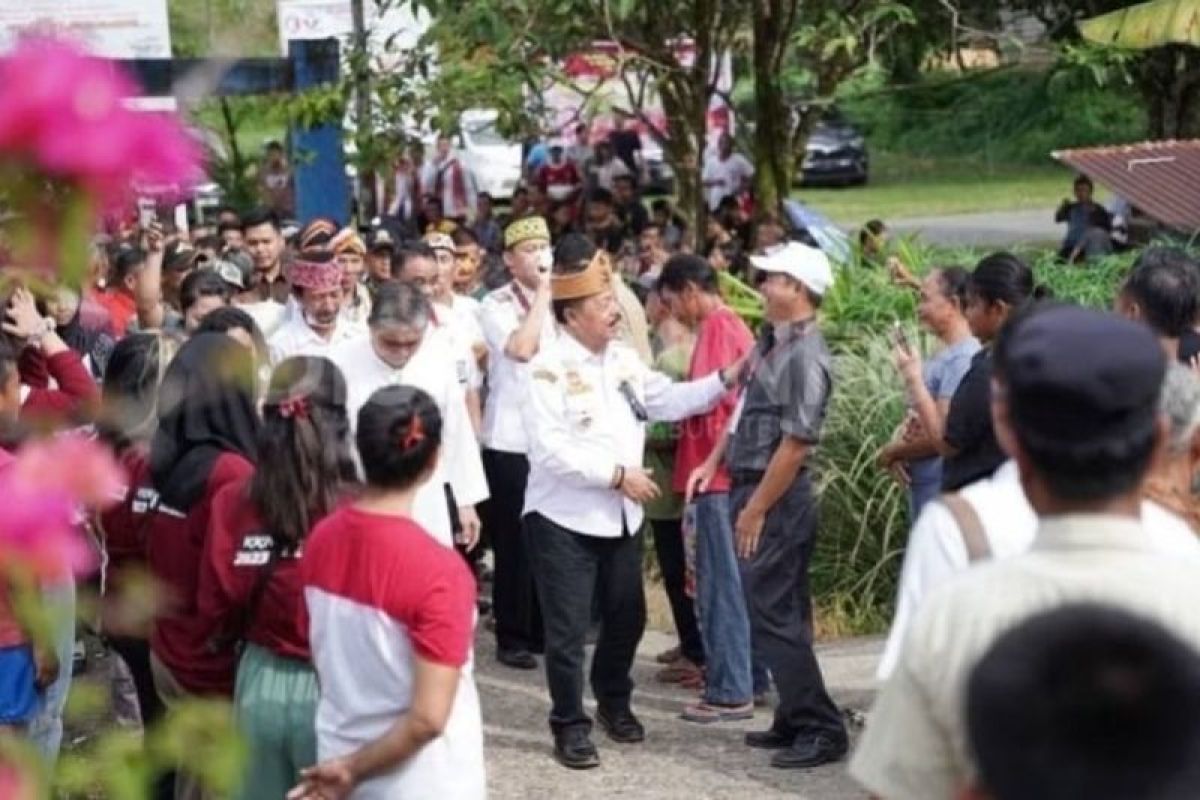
top-left (520, 233), bottom-right (746, 770)
top-left (477, 216), bottom-right (557, 673)
top-left (268, 251), bottom-right (366, 364)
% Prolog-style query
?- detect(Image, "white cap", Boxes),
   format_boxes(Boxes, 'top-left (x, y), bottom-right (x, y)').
top-left (749, 241), bottom-right (833, 296)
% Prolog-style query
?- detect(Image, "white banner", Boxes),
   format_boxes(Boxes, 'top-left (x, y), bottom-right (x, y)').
top-left (0, 0), bottom-right (171, 58)
top-left (276, 0), bottom-right (427, 61)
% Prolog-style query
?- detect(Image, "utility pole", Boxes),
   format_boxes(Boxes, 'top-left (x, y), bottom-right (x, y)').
top-left (350, 0), bottom-right (373, 221)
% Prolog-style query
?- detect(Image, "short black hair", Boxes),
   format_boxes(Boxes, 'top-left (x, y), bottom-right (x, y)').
top-left (933, 266), bottom-right (971, 310)
top-left (112, 247), bottom-right (148, 285)
top-left (217, 220), bottom-right (242, 236)
top-left (968, 603), bottom-right (1200, 800)
top-left (395, 242), bottom-right (437, 275)
top-left (369, 280), bottom-right (432, 329)
top-left (194, 234), bottom-right (222, 253)
top-left (241, 207), bottom-right (281, 234)
top-left (650, 198), bottom-right (671, 214)
top-left (179, 269), bottom-right (231, 314)
top-left (993, 302), bottom-right (1158, 502)
top-left (356, 385), bottom-right (442, 490)
top-left (613, 174), bottom-right (636, 188)
top-left (1074, 174), bottom-right (1094, 189)
top-left (588, 188), bottom-right (615, 208)
top-left (658, 254), bottom-right (719, 295)
top-left (1123, 247), bottom-right (1200, 338)
top-left (451, 227), bottom-right (479, 247)
top-left (970, 251), bottom-right (1043, 308)
top-left (196, 305), bottom-right (267, 362)
top-left (859, 219), bottom-right (886, 246)
top-left (551, 233), bottom-right (599, 325)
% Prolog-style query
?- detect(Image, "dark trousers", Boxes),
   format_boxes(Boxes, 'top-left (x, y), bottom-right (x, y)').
top-left (107, 635), bottom-right (174, 800)
top-left (650, 518), bottom-right (704, 665)
top-left (731, 472), bottom-right (846, 742)
top-left (480, 449), bottom-right (542, 653)
top-left (525, 512), bottom-right (646, 733)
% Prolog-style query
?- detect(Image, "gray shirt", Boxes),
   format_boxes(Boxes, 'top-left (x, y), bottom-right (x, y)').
top-left (726, 319), bottom-right (833, 474)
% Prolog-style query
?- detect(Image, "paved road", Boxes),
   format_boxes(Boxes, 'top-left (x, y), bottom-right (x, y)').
top-left (884, 208), bottom-right (1061, 248)
top-left (477, 628), bottom-right (883, 799)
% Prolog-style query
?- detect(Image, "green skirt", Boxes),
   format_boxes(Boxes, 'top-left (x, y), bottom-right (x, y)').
top-left (233, 643), bottom-right (319, 800)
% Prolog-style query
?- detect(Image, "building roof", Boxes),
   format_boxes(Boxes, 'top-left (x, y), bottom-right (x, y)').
top-left (1053, 140), bottom-right (1200, 233)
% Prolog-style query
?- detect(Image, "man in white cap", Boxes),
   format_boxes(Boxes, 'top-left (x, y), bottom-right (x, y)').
top-left (689, 240), bottom-right (847, 770)
top-left (267, 251), bottom-right (365, 364)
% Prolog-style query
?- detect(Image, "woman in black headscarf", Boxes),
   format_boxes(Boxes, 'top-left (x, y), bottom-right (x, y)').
top-left (144, 333), bottom-right (260, 716)
top-left (46, 285), bottom-right (116, 378)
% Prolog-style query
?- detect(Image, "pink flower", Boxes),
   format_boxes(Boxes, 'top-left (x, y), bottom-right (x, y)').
top-left (0, 436), bottom-right (123, 578)
top-left (0, 36), bottom-right (202, 206)
top-left (0, 763), bottom-right (36, 800)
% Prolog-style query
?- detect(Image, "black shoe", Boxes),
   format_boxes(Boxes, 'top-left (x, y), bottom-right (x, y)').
top-left (770, 733), bottom-right (849, 769)
top-left (596, 708), bottom-right (645, 743)
top-left (744, 728), bottom-right (795, 750)
top-left (497, 648), bottom-right (537, 670)
top-left (553, 727), bottom-right (600, 770)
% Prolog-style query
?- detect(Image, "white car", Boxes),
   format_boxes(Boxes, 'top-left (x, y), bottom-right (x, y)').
top-left (457, 110), bottom-right (522, 201)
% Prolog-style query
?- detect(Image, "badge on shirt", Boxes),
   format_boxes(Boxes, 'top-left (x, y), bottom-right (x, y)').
top-left (233, 534), bottom-right (273, 566)
top-left (533, 368), bottom-right (557, 383)
top-left (564, 370), bottom-right (592, 396)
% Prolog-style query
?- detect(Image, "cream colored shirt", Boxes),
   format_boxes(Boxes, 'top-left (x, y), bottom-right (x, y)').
top-left (268, 314), bottom-right (366, 365)
top-left (877, 461), bottom-right (1200, 679)
top-left (520, 331), bottom-right (724, 538)
top-left (851, 513), bottom-right (1200, 800)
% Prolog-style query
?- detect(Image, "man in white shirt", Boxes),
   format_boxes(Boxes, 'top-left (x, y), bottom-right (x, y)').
top-left (702, 133), bottom-right (754, 211)
top-left (477, 216), bottom-right (557, 672)
top-left (331, 227), bottom-right (372, 328)
top-left (331, 281), bottom-right (488, 551)
top-left (397, 239), bottom-right (484, 434)
top-left (520, 234), bottom-right (741, 770)
top-left (423, 135), bottom-right (478, 223)
top-left (851, 306), bottom-right (1200, 800)
top-left (267, 252), bottom-right (365, 364)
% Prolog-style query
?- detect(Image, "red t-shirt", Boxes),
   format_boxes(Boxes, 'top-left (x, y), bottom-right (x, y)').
top-left (537, 161), bottom-right (582, 197)
top-left (198, 478), bottom-right (312, 663)
top-left (673, 304), bottom-right (755, 495)
top-left (93, 290), bottom-right (138, 338)
top-left (18, 348), bottom-right (100, 423)
top-left (147, 451), bottom-right (254, 696)
top-left (300, 507), bottom-right (476, 670)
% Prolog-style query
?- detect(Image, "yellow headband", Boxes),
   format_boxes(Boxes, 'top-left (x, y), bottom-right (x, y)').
top-left (551, 250), bottom-right (614, 301)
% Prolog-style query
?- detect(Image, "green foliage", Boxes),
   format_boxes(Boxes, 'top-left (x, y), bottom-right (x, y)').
top-left (812, 242), bottom-right (1137, 633)
top-left (168, 0), bottom-right (280, 58)
top-left (837, 65), bottom-right (1145, 166)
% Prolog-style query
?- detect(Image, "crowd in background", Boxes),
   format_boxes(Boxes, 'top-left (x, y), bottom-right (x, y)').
top-left (4, 118), bottom-right (1200, 800)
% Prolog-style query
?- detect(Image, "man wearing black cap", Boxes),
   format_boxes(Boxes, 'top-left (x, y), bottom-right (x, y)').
top-left (365, 228), bottom-right (397, 295)
top-left (851, 305), bottom-right (1200, 800)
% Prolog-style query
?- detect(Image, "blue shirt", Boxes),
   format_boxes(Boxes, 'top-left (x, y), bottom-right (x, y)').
top-left (909, 336), bottom-right (981, 488)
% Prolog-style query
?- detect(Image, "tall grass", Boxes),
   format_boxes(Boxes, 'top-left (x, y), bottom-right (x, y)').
top-left (811, 244), bottom-right (1138, 634)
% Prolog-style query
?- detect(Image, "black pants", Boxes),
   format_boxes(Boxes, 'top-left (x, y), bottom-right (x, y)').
top-left (731, 472), bottom-right (845, 742)
top-left (525, 512), bottom-right (646, 733)
top-left (480, 449), bottom-right (542, 652)
top-left (650, 518), bottom-right (704, 666)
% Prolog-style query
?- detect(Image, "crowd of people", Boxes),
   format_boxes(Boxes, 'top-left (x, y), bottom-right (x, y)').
top-left (3, 136), bottom-right (1200, 800)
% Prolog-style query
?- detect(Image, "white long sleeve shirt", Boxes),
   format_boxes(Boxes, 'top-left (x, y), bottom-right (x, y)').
top-left (332, 333), bottom-right (489, 548)
top-left (268, 315), bottom-right (366, 366)
top-left (521, 332), bottom-right (725, 538)
top-left (478, 281), bottom-right (557, 454)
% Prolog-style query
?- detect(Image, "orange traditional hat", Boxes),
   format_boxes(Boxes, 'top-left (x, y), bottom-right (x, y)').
top-left (551, 249), bottom-right (614, 301)
top-left (331, 227), bottom-right (366, 256)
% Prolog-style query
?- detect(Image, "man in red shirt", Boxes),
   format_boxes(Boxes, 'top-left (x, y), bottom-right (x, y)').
top-left (536, 143), bottom-right (583, 208)
top-left (657, 254), bottom-right (758, 723)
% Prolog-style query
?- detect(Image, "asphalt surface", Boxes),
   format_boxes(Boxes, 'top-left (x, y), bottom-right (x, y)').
top-left (885, 208), bottom-right (1061, 248)
top-left (477, 628), bottom-right (883, 799)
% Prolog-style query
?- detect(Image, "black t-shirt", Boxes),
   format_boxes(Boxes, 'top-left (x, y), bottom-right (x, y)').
top-left (609, 130), bottom-right (642, 175)
top-left (1179, 330), bottom-right (1200, 365)
top-left (618, 201), bottom-right (649, 238)
top-left (941, 349), bottom-right (1005, 492)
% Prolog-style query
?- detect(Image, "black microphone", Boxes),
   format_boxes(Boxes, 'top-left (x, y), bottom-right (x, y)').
top-left (618, 380), bottom-right (649, 422)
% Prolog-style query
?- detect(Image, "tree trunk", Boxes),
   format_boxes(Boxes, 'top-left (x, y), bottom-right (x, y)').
top-left (752, 0), bottom-right (793, 216)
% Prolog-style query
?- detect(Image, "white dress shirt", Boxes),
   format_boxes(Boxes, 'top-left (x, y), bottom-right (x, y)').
top-left (520, 331), bottom-right (726, 538)
top-left (268, 315), bottom-right (366, 365)
top-left (332, 333), bottom-right (489, 548)
top-left (432, 300), bottom-right (483, 391)
top-left (478, 282), bottom-right (557, 454)
top-left (235, 299), bottom-right (287, 339)
top-left (877, 460), bottom-right (1200, 679)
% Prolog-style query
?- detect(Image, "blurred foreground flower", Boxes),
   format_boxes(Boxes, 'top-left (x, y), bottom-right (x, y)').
top-left (0, 436), bottom-right (123, 578)
top-left (0, 761), bottom-right (37, 800)
top-left (0, 36), bottom-right (202, 285)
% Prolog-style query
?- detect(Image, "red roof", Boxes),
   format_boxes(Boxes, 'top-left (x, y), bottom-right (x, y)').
top-left (1053, 140), bottom-right (1200, 232)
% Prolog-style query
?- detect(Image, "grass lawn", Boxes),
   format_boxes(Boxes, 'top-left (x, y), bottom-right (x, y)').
top-left (795, 151), bottom-right (1082, 227)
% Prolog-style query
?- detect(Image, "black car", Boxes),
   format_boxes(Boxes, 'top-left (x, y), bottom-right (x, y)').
top-left (798, 111), bottom-right (869, 187)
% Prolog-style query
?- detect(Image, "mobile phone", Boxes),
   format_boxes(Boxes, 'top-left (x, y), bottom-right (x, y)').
top-left (137, 198), bottom-right (157, 229)
top-left (892, 321), bottom-right (911, 351)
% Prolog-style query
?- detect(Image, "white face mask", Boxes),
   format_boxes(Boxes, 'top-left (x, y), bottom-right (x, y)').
top-left (537, 247), bottom-right (553, 274)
